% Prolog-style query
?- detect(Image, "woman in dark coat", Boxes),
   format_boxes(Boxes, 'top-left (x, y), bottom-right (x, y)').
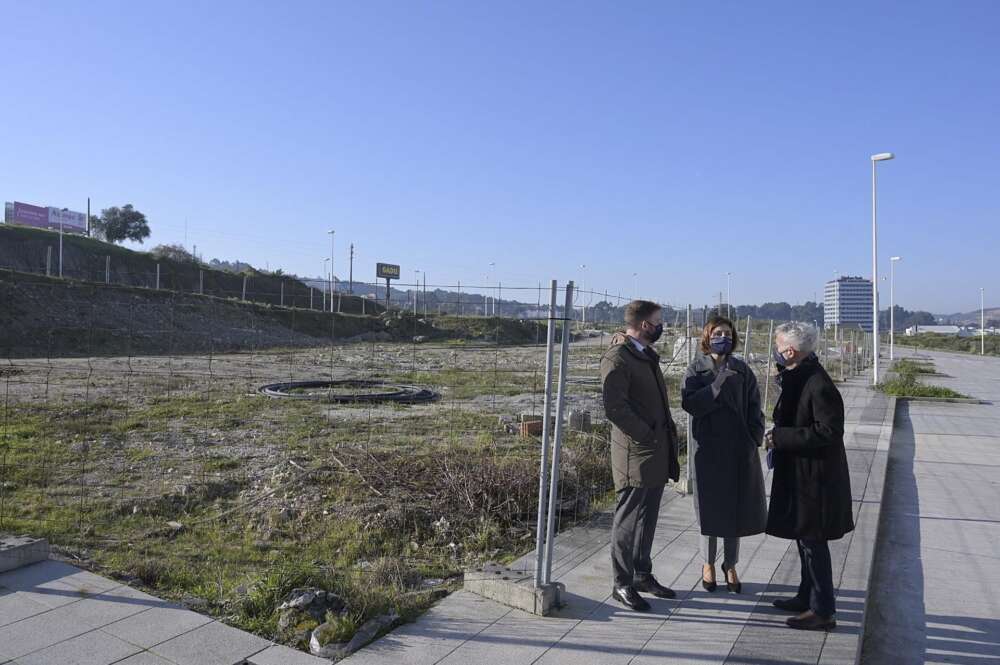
top-left (682, 315), bottom-right (767, 594)
top-left (765, 321), bottom-right (853, 631)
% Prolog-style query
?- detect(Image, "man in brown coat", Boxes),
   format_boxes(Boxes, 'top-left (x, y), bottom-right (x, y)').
top-left (600, 300), bottom-right (679, 611)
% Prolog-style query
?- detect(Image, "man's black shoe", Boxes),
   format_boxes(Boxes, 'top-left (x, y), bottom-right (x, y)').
top-left (634, 576), bottom-right (676, 599)
top-left (786, 610), bottom-right (836, 631)
top-left (772, 596), bottom-right (810, 613)
top-left (612, 586), bottom-right (651, 611)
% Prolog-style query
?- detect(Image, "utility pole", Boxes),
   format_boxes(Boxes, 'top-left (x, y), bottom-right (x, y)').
top-left (423, 271), bottom-right (427, 317)
top-left (982, 287), bottom-right (986, 356)
top-left (349, 243), bottom-right (355, 294)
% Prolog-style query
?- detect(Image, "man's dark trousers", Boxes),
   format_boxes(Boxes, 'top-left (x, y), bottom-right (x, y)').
top-left (612, 485), bottom-right (665, 588)
top-left (796, 539), bottom-right (835, 617)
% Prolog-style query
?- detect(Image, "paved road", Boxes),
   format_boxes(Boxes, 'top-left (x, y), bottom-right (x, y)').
top-left (344, 371), bottom-right (894, 665)
top-left (860, 348), bottom-right (1000, 664)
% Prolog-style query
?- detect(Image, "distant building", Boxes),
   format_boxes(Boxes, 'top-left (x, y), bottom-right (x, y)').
top-left (904, 325), bottom-right (969, 337)
top-left (824, 277), bottom-right (874, 331)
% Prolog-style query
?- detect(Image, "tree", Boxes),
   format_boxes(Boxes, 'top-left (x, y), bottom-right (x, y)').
top-left (151, 244), bottom-right (196, 263)
top-left (92, 205), bottom-right (151, 244)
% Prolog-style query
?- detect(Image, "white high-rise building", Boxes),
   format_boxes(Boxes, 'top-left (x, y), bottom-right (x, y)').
top-left (824, 277), bottom-right (874, 331)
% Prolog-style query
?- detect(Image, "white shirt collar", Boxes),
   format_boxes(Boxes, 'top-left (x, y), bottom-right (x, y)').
top-left (630, 336), bottom-right (646, 353)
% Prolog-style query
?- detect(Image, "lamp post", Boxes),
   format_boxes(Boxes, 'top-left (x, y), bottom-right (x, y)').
top-left (890, 256), bottom-right (901, 360)
top-left (59, 208), bottom-right (68, 278)
top-left (982, 287), bottom-right (986, 356)
top-left (414, 270), bottom-right (420, 316)
top-left (580, 264), bottom-right (587, 325)
top-left (726, 271), bottom-right (732, 319)
top-left (632, 272), bottom-right (638, 301)
top-left (871, 152), bottom-right (895, 384)
top-left (327, 229), bottom-right (335, 312)
top-left (322, 258), bottom-right (330, 312)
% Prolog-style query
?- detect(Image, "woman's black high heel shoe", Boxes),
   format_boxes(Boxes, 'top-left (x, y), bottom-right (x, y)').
top-left (702, 564), bottom-right (717, 592)
top-left (721, 563), bottom-right (742, 594)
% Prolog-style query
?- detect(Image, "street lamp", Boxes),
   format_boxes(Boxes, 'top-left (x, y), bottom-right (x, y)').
top-left (580, 264), bottom-right (587, 325)
top-left (59, 208), bottom-right (68, 278)
top-left (322, 258), bottom-right (330, 312)
top-left (890, 256), bottom-right (901, 360)
top-left (633, 272), bottom-right (638, 301)
top-left (871, 152), bottom-right (895, 384)
top-left (726, 272), bottom-right (732, 319)
top-left (982, 287), bottom-right (986, 356)
top-left (414, 270), bottom-right (420, 316)
top-left (327, 229), bottom-right (335, 312)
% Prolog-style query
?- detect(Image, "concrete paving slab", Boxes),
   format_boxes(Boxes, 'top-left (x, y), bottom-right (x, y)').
top-left (14, 629), bottom-right (141, 665)
top-left (0, 587), bottom-right (51, 628)
top-left (860, 348), bottom-right (1000, 664)
top-left (150, 620), bottom-right (273, 665)
top-left (0, 561), bottom-right (119, 609)
top-left (111, 654), bottom-right (176, 665)
top-left (100, 603), bottom-right (214, 650)
top-left (61, 584), bottom-right (164, 630)
top-left (0, 601), bottom-right (94, 662)
top-left (248, 643), bottom-right (332, 665)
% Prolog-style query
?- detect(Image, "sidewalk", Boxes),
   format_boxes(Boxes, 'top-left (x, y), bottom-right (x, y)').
top-left (0, 560), bottom-right (326, 665)
top-left (343, 372), bottom-right (894, 665)
top-left (859, 348), bottom-right (1000, 664)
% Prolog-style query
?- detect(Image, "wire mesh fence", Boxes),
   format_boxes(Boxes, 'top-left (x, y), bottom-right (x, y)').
top-left (0, 269), bottom-right (873, 650)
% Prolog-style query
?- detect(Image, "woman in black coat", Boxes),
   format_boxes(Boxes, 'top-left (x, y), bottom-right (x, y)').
top-left (765, 322), bottom-right (853, 631)
top-left (682, 315), bottom-right (767, 594)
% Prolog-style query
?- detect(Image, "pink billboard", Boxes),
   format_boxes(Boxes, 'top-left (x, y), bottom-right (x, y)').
top-left (12, 201), bottom-right (50, 229)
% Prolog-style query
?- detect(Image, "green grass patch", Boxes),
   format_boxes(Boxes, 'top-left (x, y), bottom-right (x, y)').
top-left (879, 358), bottom-right (968, 399)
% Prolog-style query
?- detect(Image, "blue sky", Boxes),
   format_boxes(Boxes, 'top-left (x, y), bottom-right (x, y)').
top-left (2, 1), bottom-right (997, 313)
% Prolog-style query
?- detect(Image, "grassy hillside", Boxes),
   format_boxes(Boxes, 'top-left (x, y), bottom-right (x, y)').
top-left (0, 224), bottom-right (378, 314)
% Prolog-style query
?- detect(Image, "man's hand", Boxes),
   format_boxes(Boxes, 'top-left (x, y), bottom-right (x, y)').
top-left (711, 367), bottom-right (737, 398)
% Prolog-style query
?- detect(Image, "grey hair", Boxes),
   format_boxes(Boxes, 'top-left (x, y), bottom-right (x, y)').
top-left (775, 321), bottom-right (818, 354)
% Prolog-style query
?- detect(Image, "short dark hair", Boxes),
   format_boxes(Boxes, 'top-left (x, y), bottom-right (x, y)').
top-left (624, 300), bottom-right (662, 328)
top-left (700, 315), bottom-right (740, 354)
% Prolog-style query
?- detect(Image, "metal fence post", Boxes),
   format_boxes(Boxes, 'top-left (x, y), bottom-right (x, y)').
top-left (156, 263), bottom-right (160, 290)
top-left (685, 303), bottom-right (694, 494)
top-left (199, 270), bottom-right (204, 295)
top-left (744, 314), bottom-right (752, 361)
top-left (542, 281), bottom-right (573, 584)
top-left (763, 319), bottom-right (775, 415)
top-left (46, 247), bottom-right (52, 277)
top-left (242, 275), bottom-right (248, 301)
top-left (310, 287), bottom-right (314, 310)
top-left (280, 282), bottom-right (284, 307)
top-left (533, 280), bottom-right (559, 587)
top-left (105, 256), bottom-right (110, 284)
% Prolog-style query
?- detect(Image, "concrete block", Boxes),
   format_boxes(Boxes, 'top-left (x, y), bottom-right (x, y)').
top-left (0, 534), bottom-right (49, 573)
top-left (464, 563), bottom-right (564, 616)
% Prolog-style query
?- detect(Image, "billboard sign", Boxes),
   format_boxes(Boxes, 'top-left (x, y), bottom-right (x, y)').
top-left (47, 207), bottom-right (87, 232)
top-left (376, 262), bottom-right (400, 280)
top-left (3, 201), bottom-right (87, 234)
top-left (9, 201), bottom-right (49, 228)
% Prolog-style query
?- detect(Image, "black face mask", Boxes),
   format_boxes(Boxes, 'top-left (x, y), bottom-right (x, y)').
top-left (646, 322), bottom-right (663, 344)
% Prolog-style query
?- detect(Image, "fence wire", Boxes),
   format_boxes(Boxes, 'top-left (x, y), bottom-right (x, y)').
top-left (0, 269), bottom-right (871, 651)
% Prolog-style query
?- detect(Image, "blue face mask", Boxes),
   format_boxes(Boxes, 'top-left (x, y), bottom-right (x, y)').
top-left (709, 337), bottom-right (733, 355)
